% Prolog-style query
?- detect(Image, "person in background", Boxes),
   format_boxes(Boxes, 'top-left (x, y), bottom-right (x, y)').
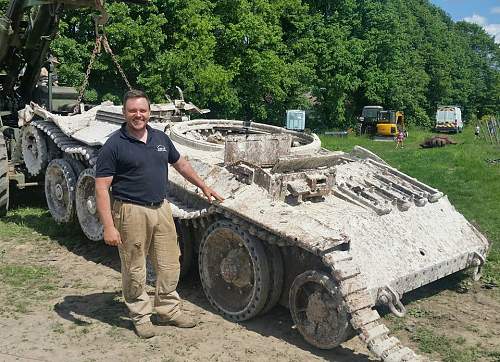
top-left (396, 128), bottom-right (405, 149)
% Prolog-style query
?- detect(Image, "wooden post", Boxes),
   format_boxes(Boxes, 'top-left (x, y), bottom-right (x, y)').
top-left (487, 120), bottom-right (495, 144)
top-left (494, 118), bottom-right (500, 144)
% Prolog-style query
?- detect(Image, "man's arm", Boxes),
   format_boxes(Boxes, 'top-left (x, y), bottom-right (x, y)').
top-left (172, 157), bottom-right (224, 203)
top-left (95, 176), bottom-right (122, 246)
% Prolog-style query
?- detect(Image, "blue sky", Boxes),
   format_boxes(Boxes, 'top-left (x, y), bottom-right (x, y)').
top-left (430, 0), bottom-right (500, 42)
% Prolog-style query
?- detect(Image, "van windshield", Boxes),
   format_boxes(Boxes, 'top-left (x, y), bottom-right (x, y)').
top-left (363, 109), bottom-right (380, 118)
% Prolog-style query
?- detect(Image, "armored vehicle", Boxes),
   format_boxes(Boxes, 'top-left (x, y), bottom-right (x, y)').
top-left (11, 103), bottom-right (489, 362)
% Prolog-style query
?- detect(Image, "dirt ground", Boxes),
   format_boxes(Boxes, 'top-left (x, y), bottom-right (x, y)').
top-left (0, 231), bottom-right (499, 362)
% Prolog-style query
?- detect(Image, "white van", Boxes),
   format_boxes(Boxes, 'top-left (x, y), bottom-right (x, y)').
top-left (435, 106), bottom-right (463, 133)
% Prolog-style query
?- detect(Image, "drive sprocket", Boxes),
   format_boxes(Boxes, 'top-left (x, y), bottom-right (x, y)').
top-left (45, 158), bottom-right (79, 223)
top-left (21, 125), bottom-right (48, 176)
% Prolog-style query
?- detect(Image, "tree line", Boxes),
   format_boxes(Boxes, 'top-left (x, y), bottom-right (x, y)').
top-left (34, 0), bottom-right (500, 128)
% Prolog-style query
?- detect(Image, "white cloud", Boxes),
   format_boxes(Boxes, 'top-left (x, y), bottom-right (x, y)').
top-left (463, 13), bottom-right (500, 43)
top-left (464, 14), bottom-right (487, 26)
top-left (491, 7), bottom-right (500, 15)
top-left (484, 23), bottom-right (500, 43)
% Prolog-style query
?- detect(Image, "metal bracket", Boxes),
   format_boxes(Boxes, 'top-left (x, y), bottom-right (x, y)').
top-left (377, 285), bottom-right (407, 317)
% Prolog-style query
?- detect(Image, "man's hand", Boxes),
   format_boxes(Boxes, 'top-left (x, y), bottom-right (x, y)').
top-left (173, 157), bottom-right (224, 203)
top-left (103, 225), bottom-right (122, 246)
top-left (201, 185), bottom-right (224, 203)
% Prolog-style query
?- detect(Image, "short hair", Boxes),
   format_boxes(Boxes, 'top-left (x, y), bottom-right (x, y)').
top-left (123, 89), bottom-right (150, 109)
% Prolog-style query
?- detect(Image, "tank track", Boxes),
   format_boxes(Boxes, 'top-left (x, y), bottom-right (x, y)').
top-left (167, 193), bottom-right (214, 220)
top-left (30, 120), bottom-right (97, 166)
top-left (169, 195), bottom-right (428, 361)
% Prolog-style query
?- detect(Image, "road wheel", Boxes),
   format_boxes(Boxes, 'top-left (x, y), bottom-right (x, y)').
top-left (0, 134), bottom-right (9, 217)
top-left (45, 159), bottom-right (78, 223)
top-left (199, 219), bottom-right (270, 321)
top-left (76, 168), bottom-right (103, 241)
top-left (289, 270), bottom-right (353, 349)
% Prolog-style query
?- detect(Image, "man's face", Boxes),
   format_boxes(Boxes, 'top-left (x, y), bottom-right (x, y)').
top-left (123, 97), bottom-right (150, 132)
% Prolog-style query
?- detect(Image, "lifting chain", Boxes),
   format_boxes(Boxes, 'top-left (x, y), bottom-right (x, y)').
top-left (74, 13), bottom-right (132, 112)
top-left (102, 35), bottom-right (132, 90)
top-left (74, 34), bottom-right (103, 110)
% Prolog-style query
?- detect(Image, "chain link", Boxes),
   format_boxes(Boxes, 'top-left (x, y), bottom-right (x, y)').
top-left (74, 35), bottom-right (103, 112)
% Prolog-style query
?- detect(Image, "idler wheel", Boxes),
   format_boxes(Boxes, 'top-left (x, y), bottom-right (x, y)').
top-left (45, 159), bottom-right (78, 223)
top-left (76, 168), bottom-right (103, 241)
top-left (289, 270), bottom-right (353, 349)
top-left (0, 135), bottom-right (9, 217)
top-left (199, 220), bottom-right (270, 321)
top-left (21, 125), bottom-right (48, 176)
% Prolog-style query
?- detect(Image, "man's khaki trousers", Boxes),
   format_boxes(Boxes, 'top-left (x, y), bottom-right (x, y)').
top-left (112, 200), bottom-right (181, 326)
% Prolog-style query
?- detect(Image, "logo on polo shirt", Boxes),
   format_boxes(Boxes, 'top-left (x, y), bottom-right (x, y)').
top-left (157, 145), bottom-right (167, 152)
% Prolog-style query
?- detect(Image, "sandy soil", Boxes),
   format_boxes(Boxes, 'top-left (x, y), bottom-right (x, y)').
top-left (0, 233), bottom-right (498, 362)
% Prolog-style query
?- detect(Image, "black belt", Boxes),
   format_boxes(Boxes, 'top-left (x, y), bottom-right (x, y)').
top-left (115, 199), bottom-right (164, 207)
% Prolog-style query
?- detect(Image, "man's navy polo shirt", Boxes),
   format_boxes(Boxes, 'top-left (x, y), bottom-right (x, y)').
top-left (95, 123), bottom-right (180, 205)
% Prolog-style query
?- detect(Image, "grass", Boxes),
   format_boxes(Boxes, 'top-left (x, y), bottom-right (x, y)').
top-left (0, 263), bottom-right (59, 314)
top-left (321, 126), bottom-right (500, 284)
top-left (0, 188), bottom-right (87, 247)
top-left (410, 327), bottom-right (500, 362)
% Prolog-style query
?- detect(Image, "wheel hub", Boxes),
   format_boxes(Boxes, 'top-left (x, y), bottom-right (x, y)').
top-left (289, 270), bottom-right (352, 349)
top-left (86, 196), bottom-right (96, 215)
top-left (306, 291), bottom-right (331, 323)
top-left (219, 248), bottom-right (252, 288)
top-left (55, 183), bottom-right (64, 201)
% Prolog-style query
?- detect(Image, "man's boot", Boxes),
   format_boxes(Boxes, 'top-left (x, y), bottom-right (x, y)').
top-left (135, 321), bottom-right (156, 338)
top-left (157, 313), bottom-right (197, 328)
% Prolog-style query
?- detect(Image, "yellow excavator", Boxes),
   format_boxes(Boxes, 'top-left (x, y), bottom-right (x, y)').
top-left (358, 106), bottom-right (406, 138)
top-left (376, 110), bottom-right (405, 137)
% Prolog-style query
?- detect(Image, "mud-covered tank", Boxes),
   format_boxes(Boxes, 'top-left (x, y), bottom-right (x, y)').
top-left (14, 103), bottom-right (489, 362)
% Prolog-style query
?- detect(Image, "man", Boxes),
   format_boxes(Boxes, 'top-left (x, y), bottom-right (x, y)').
top-left (95, 89), bottom-right (223, 339)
